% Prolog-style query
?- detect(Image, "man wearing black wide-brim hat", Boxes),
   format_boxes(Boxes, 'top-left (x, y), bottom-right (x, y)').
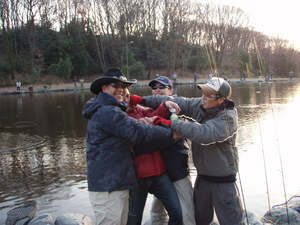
top-left (89, 67), bottom-right (137, 95)
top-left (82, 67), bottom-right (176, 225)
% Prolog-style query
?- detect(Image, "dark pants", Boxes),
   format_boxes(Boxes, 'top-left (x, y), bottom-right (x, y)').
top-left (127, 173), bottom-right (182, 225)
top-left (194, 176), bottom-right (245, 225)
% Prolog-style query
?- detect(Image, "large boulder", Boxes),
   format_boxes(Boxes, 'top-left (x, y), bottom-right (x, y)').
top-left (285, 196), bottom-right (300, 213)
top-left (245, 211), bottom-right (264, 225)
top-left (264, 207), bottom-right (300, 225)
top-left (6, 201), bottom-right (37, 225)
top-left (27, 213), bottom-right (54, 225)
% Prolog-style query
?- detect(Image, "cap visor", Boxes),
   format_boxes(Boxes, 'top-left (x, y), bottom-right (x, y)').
top-left (197, 84), bottom-right (218, 95)
top-left (149, 80), bottom-right (169, 87)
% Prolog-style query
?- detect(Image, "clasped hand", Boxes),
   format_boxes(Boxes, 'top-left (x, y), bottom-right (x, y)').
top-left (137, 116), bottom-right (182, 139)
top-left (164, 100), bottom-right (181, 114)
top-left (137, 117), bottom-right (156, 124)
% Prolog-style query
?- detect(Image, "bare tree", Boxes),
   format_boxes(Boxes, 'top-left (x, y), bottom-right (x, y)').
top-left (0, 0), bottom-right (15, 78)
top-left (159, 0), bottom-right (192, 75)
top-left (88, 0), bottom-right (108, 70)
top-left (19, 0), bottom-right (45, 75)
top-left (212, 5), bottom-right (248, 70)
top-left (137, 0), bottom-right (160, 78)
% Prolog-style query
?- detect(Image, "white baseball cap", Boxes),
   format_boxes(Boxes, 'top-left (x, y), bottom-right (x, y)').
top-left (197, 77), bottom-right (232, 98)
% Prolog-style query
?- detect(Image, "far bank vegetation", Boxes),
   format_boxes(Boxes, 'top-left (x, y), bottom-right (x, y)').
top-left (0, 0), bottom-right (299, 86)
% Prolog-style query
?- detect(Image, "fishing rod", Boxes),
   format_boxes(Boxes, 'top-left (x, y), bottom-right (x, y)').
top-left (257, 115), bottom-right (272, 213)
top-left (210, 75), bottom-right (250, 224)
top-left (200, 52), bottom-right (250, 223)
top-left (254, 37), bottom-right (290, 224)
top-left (208, 45), bottom-right (217, 74)
top-left (221, 103), bottom-right (249, 225)
top-left (253, 38), bottom-right (265, 79)
top-left (237, 171), bottom-right (249, 225)
top-left (267, 86), bottom-right (290, 224)
top-left (205, 45), bottom-right (217, 75)
top-left (253, 39), bottom-right (273, 215)
top-left (170, 103), bottom-right (250, 225)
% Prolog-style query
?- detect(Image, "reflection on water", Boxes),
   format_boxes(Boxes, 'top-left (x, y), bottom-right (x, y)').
top-left (236, 83), bottom-right (300, 215)
top-left (1, 82), bottom-right (300, 223)
top-left (0, 91), bottom-right (91, 222)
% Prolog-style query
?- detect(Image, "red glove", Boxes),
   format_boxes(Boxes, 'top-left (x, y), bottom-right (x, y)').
top-left (130, 94), bottom-right (143, 105)
top-left (153, 116), bottom-right (172, 127)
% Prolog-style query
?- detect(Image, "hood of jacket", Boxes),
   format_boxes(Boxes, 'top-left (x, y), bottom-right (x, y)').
top-left (223, 98), bottom-right (235, 109)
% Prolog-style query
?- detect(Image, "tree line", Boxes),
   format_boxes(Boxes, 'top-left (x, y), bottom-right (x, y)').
top-left (0, 0), bottom-right (299, 84)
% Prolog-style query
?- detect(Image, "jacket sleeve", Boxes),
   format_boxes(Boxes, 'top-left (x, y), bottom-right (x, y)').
top-left (96, 105), bottom-right (174, 144)
top-left (170, 97), bottom-right (202, 118)
top-left (138, 102), bottom-right (170, 118)
top-left (171, 110), bottom-right (238, 145)
top-left (143, 95), bottom-right (170, 108)
top-left (143, 95), bottom-right (202, 118)
top-left (133, 135), bottom-right (176, 155)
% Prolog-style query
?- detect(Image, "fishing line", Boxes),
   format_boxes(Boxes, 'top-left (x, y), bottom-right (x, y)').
top-left (272, 195), bottom-right (300, 210)
top-left (257, 114), bottom-right (272, 213)
top-left (0, 139), bottom-right (47, 152)
top-left (175, 109), bottom-right (251, 224)
top-left (267, 87), bottom-right (290, 223)
top-left (254, 38), bottom-right (290, 223)
top-left (208, 45), bottom-right (217, 74)
top-left (222, 104), bottom-right (249, 225)
top-left (237, 171), bottom-right (249, 225)
top-left (253, 38), bottom-right (265, 79)
top-left (211, 74), bottom-right (250, 224)
top-left (205, 45), bottom-right (217, 75)
top-left (205, 45), bottom-right (214, 74)
top-left (177, 114), bottom-right (197, 122)
top-left (202, 74), bottom-right (250, 223)
top-left (207, 74), bottom-right (250, 224)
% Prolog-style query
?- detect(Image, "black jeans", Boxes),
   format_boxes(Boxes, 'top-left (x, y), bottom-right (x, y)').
top-left (127, 173), bottom-right (182, 225)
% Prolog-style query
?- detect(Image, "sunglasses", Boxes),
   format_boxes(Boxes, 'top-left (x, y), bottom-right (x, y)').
top-left (202, 93), bottom-right (221, 98)
top-left (151, 85), bottom-right (168, 90)
top-left (111, 82), bottom-right (129, 89)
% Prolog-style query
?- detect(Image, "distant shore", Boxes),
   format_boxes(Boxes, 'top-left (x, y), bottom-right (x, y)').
top-left (0, 77), bottom-right (298, 96)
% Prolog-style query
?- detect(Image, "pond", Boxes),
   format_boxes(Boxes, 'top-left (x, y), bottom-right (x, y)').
top-left (0, 81), bottom-right (300, 224)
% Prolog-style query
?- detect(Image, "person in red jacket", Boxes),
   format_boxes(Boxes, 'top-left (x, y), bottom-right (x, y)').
top-left (124, 89), bottom-right (182, 225)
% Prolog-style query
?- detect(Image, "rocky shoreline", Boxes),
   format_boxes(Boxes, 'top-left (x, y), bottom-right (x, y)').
top-left (6, 196), bottom-right (300, 225)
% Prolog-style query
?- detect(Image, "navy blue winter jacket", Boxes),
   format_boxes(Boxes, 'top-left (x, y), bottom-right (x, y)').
top-left (82, 93), bottom-right (174, 192)
top-left (161, 137), bottom-right (190, 182)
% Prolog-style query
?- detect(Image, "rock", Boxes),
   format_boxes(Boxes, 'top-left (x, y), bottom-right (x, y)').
top-left (245, 210), bottom-right (263, 225)
top-left (27, 213), bottom-right (54, 225)
top-left (263, 207), bottom-right (300, 225)
top-left (285, 196), bottom-right (300, 213)
top-left (54, 213), bottom-right (92, 225)
top-left (6, 201), bottom-right (37, 225)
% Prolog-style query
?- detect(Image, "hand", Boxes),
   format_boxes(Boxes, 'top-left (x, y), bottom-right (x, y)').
top-left (164, 101), bottom-right (181, 114)
top-left (137, 117), bottom-right (154, 124)
top-left (130, 94), bottom-right (143, 105)
top-left (153, 116), bottom-right (172, 127)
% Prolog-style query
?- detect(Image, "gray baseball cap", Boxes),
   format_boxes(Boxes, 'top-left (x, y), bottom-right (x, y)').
top-left (197, 77), bottom-right (232, 98)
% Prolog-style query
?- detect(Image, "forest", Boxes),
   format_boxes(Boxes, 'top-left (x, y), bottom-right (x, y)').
top-left (0, 0), bottom-right (299, 86)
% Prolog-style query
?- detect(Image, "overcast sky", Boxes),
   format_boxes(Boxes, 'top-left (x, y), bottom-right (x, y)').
top-left (197, 0), bottom-right (300, 49)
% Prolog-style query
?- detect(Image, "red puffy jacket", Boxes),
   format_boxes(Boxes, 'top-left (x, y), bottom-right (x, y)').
top-left (127, 103), bottom-right (170, 178)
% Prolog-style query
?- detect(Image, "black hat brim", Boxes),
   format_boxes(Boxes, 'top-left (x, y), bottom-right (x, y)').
top-left (90, 76), bottom-right (136, 95)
